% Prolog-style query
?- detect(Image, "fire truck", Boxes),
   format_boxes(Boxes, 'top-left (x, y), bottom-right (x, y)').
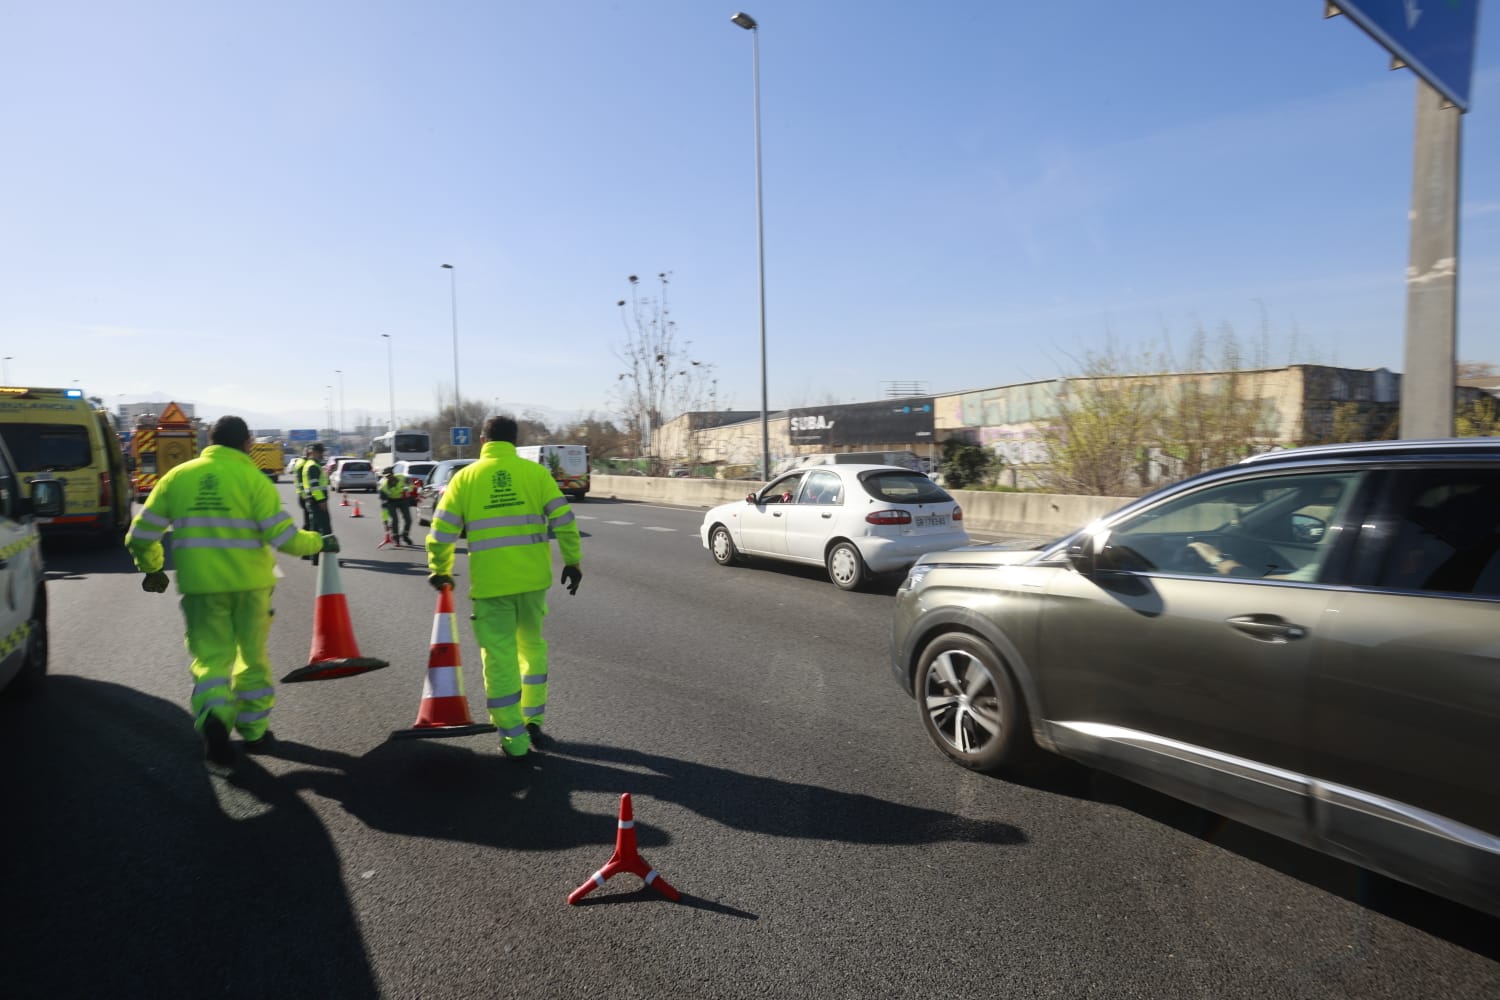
top-left (129, 403), bottom-right (198, 500)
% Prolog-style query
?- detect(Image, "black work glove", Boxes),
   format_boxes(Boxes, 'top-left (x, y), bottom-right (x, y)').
top-left (429, 574), bottom-right (454, 592)
top-left (560, 565), bottom-right (582, 596)
top-left (141, 571), bottom-right (170, 594)
top-left (321, 534), bottom-right (341, 553)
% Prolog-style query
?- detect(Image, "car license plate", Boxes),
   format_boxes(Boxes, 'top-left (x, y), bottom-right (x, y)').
top-left (912, 513), bottom-right (948, 528)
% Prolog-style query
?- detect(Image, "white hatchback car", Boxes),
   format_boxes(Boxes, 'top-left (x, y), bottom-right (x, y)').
top-left (700, 464), bottom-right (969, 590)
top-left (330, 459), bottom-right (378, 493)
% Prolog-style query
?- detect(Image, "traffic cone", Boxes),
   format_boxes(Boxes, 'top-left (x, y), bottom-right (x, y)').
top-left (351, 499), bottom-right (364, 518)
top-left (390, 586), bottom-right (495, 739)
top-left (340, 491), bottom-right (349, 507)
top-left (282, 554), bottom-right (390, 682)
top-left (567, 793), bottom-right (681, 904)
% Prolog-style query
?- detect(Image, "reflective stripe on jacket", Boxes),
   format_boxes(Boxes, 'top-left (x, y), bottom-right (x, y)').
top-left (426, 440), bottom-right (581, 598)
top-left (127, 445), bottom-right (325, 594)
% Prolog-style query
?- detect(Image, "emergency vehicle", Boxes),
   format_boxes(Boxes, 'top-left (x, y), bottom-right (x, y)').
top-left (250, 439), bottom-right (284, 481)
top-left (129, 403), bottom-right (198, 500)
top-left (0, 386), bottom-right (132, 545)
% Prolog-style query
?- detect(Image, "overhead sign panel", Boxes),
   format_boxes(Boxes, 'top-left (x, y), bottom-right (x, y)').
top-left (288, 428), bottom-right (319, 442)
top-left (1329, 0), bottom-right (1481, 111)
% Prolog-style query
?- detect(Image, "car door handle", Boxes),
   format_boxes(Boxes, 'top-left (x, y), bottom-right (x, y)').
top-left (773, 511), bottom-right (782, 517)
top-left (1225, 615), bottom-right (1307, 643)
top-left (821, 512), bottom-right (832, 518)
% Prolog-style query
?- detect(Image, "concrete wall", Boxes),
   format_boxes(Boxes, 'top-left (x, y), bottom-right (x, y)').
top-left (590, 474), bottom-right (1131, 538)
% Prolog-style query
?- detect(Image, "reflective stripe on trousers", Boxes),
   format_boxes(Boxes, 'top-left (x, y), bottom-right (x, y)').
top-left (180, 588), bottom-right (277, 740)
top-left (471, 589), bottom-right (549, 753)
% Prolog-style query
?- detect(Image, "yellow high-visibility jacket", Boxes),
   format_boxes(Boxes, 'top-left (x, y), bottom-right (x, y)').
top-left (126, 445), bottom-right (325, 594)
top-left (426, 441), bottom-right (581, 598)
top-left (300, 457), bottom-right (330, 503)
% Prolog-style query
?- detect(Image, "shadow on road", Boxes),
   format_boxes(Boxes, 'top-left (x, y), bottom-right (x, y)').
top-left (41, 536), bottom-right (142, 578)
top-left (258, 736), bottom-right (1027, 853)
top-left (1011, 760), bottom-right (1500, 959)
top-left (0, 678), bottom-right (377, 1000)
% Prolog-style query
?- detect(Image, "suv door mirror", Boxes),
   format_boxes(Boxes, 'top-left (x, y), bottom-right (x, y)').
top-left (27, 478), bottom-right (64, 518)
top-left (1066, 531), bottom-right (1099, 575)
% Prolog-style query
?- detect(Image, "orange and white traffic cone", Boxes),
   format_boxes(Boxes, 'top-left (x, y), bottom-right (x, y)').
top-left (340, 491), bottom-right (349, 507)
top-left (350, 499), bottom-right (364, 518)
top-left (567, 793), bottom-right (681, 904)
top-left (282, 554), bottom-right (390, 682)
top-left (390, 585), bottom-right (495, 739)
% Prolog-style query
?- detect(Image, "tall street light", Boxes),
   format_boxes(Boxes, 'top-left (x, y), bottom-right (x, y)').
top-left (441, 263), bottom-right (462, 457)
top-left (731, 11), bottom-right (770, 480)
top-left (334, 369), bottom-right (345, 441)
top-left (2, 356), bottom-right (11, 383)
top-left (325, 385), bottom-right (334, 440)
top-left (381, 335), bottom-right (396, 446)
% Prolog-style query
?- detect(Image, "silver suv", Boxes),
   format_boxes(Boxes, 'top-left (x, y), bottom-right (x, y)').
top-left (892, 438), bottom-right (1500, 917)
top-left (0, 437), bottom-right (63, 696)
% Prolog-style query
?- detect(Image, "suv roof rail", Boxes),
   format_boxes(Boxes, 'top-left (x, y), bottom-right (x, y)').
top-left (1240, 437), bottom-right (1500, 465)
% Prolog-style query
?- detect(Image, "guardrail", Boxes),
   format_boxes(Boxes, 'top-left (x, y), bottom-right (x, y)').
top-left (588, 475), bottom-right (1132, 539)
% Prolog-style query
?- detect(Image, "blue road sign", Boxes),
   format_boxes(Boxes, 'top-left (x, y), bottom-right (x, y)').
top-left (451, 426), bottom-right (471, 447)
top-left (288, 428), bottom-right (319, 442)
top-left (1330, 0), bottom-right (1481, 111)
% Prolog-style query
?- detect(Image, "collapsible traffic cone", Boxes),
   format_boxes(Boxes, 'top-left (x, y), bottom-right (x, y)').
top-left (282, 554), bottom-right (390, 682)
top-left (350, 499), bottom-right (364, 518)
top-left (340, 491), bottom-right (349, 507)
top-left (390, 586), bottom-right (495, 738)
top-left (568, 793), bottom-right (681, 904)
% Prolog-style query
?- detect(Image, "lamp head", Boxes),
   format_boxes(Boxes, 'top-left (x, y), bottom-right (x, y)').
top-left (730, 11), bottom-right (757, 29)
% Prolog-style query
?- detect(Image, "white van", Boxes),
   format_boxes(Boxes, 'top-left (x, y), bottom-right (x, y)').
top-left (515, 444), bottom-right (590, 501)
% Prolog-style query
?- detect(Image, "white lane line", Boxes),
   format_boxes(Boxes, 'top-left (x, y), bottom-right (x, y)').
top-left (604, 520), bottom-right (635, 526)
top-left (575, 514), bottom-right (597, 520)
top-left (643, 526), bottom-right (675, 532)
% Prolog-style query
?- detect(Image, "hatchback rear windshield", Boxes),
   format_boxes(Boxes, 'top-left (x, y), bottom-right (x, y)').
top-left (342, 462), bottom-right (371, 473)
top-left (0, 423), bottom-right (92, 471)
top-left (859, 470), bottom-right (951, 504)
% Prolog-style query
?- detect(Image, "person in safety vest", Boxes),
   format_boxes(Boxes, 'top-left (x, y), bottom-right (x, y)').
top-left (291, 446), bottom-right (314, 530)
top-left (426, 415), bottom-right (582, 759)
top-left (126, 415), bottom-right (340, 767)
top-left (300, 442), bottom-right (333, 564)
top-left (378, 466), bottom-right (414, 546)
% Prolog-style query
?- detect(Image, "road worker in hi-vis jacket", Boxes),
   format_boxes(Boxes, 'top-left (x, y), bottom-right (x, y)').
top-left (299, 441), bottom-right (333, 562)
top-left (126, 416), bottom-right (339, 767)
top-left (426, 415), bottom-right (582, 759)
top-left (378, 466), bottom-right (414, 545)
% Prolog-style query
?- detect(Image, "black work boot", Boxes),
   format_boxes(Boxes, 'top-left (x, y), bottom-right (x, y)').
top-left (201, 715), bottom-right (235, 767)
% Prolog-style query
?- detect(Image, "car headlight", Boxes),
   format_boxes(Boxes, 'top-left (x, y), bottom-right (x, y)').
top-left (901, 563), bottom-right (935, 591)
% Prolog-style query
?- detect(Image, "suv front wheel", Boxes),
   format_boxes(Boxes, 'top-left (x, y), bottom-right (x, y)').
top-left (916, 632), bottom-right (1034, 774)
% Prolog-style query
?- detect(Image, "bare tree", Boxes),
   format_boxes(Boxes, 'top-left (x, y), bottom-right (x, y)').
top-left (612, 272), bottom-right (716, 472)
top-left (1034, 345), bottom-right (1160, 496)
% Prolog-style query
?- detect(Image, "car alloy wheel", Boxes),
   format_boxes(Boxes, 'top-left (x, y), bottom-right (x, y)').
top-left (916, 633), bottom-right (1029, 773)
top-left (710, 524), bottom-right (738, 566)
top-left (826, 541), bottom-right (866, 590)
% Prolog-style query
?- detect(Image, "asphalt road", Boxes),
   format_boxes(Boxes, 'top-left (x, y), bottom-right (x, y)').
top-left (3, 487), bottom-right (1498, 999)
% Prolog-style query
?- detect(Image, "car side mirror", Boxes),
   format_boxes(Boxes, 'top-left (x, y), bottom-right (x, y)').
top-left (1066, 531), bottom-right (1099, 575)
top-left (27, 478), bottom-right (64, 518)
top-left (746, 492), bottom-right (758, 504)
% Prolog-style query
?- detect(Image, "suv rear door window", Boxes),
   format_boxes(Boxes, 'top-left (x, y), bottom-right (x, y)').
top-left (1372, 469), bottom-right (1500, 598)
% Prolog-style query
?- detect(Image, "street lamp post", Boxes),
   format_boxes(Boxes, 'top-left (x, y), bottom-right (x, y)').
top-left (335, 369), bottom-right (345, 442)
top-left (441, 263), bottom-right (462, 457)
top-left (2, 357), bottom-right (11, 383)
top-left (325, 386), bottom-right (334, 441)
top-left (731, 11), bottom-right (770, 480)
top-left (381, 335), bottom-right (396, 450)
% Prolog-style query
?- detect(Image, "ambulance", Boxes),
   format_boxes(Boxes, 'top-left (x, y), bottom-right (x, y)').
top-left (0, 386), bottom-right (133, 545)
top-left (515, 444), bottom-right (590, 501)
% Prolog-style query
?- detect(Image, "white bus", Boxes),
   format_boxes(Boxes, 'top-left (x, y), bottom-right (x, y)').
top-left (371, 429), bottom-right (432, 471)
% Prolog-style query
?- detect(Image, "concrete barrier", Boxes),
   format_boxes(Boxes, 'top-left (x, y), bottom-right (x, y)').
top-left (589, 475), bottom-right (1132, 539)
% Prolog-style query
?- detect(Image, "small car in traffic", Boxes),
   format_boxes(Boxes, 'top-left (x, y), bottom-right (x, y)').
top-left (329, 459), bottom-right (378, 493)
top-left (392, 460), bottom-right (437, 488)
top-left (699, 464), bottom-right (968, 590)
top-left (417, 459), bottom-right (476, 525)
top-left (0, 434), bottom-right (63, 697)
top-left (890, 438), bottom-right (1500, 917)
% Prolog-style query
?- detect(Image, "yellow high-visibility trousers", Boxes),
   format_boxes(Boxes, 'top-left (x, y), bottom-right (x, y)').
top-left (181, 588), bottom-right (276, 740)
top-left (472, 590), bottom-right (549, 754)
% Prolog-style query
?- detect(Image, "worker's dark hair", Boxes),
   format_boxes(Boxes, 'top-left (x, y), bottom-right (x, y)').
top-left (482, 415), bottom-right (518, 444)
top-left (210, 415), bottom-right (251, 449)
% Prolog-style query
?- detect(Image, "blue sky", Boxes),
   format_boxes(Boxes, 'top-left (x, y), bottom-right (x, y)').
top-left (1, 1), bottom-right (1496, 431)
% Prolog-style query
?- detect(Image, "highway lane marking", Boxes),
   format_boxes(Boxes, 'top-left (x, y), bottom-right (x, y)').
top-left (643, 526), bottom-right (675, 532)
top-left (604, 520), bottom-right (636, 525)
